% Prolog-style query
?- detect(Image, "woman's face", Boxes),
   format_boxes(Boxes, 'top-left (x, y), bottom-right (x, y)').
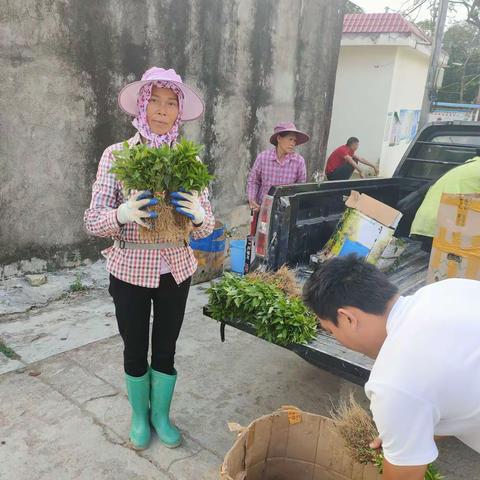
top-left (146, 86), bottom-right (179, 135)
top-left (277, 133), bottom-right (297, 153)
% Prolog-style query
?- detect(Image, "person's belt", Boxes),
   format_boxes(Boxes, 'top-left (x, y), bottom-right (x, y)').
top-left (113, 240), bottom-right (186, 250)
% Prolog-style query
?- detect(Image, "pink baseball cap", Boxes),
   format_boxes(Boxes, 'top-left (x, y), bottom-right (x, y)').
top-left (118, 67), bottom-right (204, 121)
top-left (269, 121), bottom-right (310, 146)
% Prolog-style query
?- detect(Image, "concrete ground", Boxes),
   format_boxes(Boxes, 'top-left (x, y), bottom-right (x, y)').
top-left (1, 264), bottom-right (479, 479)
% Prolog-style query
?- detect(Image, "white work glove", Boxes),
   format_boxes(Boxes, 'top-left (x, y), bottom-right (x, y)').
top-left (116, 190), bottom-right (158, 228)
top-left (170, 191), bottom-right (205, 226)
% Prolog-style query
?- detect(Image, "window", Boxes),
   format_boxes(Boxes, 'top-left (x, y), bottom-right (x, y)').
top-left (402, 161), bottom-right (453, 180)
top-left (412, 144), bottom-right (475, 164)
top-left (399, 129), bottom-right (480, 179)
top-left (431, 135), bottom-right (480, 146)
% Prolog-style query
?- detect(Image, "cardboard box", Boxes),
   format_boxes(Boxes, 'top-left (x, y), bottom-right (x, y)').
top-left (221, 406), bottom-right (381, 480)
top-left (427, 193), bottom-right (480, 283)
top-left (312, 191), bottom-right (403, 266)
top-left (376, 237), bottom-right (407, 272)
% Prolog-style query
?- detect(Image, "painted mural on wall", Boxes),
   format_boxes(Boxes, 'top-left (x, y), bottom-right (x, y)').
top-left (384, 109), bottom-right (420, 146)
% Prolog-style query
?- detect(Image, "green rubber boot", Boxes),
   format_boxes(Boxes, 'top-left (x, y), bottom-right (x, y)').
top-left (150, 368), bottom-right (182, 448)
top-left (125, 371), bottom-right (151, 450)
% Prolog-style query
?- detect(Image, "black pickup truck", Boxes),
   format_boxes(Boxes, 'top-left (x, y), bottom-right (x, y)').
top-left (204, 122), bottom-right (480, 386)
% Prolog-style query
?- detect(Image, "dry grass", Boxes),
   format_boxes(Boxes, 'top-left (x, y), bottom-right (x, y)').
top-left (330, 394), bottom-right (379, 466)
top-left (139, 200), bottom-right (193, 243)
top-left (247, 265), bottom-right (301, 298)
top-left (330, 395), bottom-right (444, 479)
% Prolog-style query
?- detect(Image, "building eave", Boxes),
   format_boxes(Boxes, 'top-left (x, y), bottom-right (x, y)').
top-left (340, 33), bottom-right (448, 65)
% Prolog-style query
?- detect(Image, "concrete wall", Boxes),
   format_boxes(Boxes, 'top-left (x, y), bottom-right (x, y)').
top-left (326, 45), bottom-right (396, 171)
top-left (379, 46), bottom-right (429, 176)
top-left (0, 0), bottom-right (345, 268)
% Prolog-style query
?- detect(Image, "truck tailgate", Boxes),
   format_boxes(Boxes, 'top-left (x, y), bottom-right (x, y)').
top-left (204, 240), bottom-right (429, 386)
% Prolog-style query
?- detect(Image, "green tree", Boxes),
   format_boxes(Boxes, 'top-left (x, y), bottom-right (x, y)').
top-left (344, 1), bottom-right (364, 14)
top-left (416, 18), bottom-right (435, 36)
top-left (438, 22), bottom-right (480, 103)
top-left (451, 0), bottom-right (480, 29)
top-left (401, 1), bottom-right (480, 103)
top-left (402, 0), bottom-right (478, 28)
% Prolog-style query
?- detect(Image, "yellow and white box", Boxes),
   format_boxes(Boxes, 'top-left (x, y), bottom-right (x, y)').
top-left (428, 193), bottom-right (480, 283)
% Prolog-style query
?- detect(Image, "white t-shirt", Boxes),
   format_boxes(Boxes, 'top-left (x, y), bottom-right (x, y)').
top-left (365, 278), bottom-right (480, 466)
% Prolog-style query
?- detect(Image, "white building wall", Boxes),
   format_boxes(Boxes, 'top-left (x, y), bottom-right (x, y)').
top-left (327, 45), bottom-right (396, 173)
top-left (379, 47), bottom-right (429, 176)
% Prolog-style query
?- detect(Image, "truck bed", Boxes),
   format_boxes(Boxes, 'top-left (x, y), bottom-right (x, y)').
top-left (203, 240), bottom-right (429, 386)
top-left (204, 122), bottom-right (479, 385)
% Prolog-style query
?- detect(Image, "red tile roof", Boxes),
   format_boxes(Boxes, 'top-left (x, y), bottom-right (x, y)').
top-left (343, 13), bottom-right (431, 43)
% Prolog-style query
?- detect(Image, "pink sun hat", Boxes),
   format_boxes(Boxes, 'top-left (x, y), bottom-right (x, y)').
top-left (269, 121), bottom-right (310, 146)
top-left (118, 67), bottom-right (204, 121)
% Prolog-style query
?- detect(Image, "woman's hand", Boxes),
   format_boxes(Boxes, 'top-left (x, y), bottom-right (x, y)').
top-left (116, 190), bottom-right (158, 227)
top-left (170, 191), bottom-right (205, 226)
top-left (249, 200), bottom-right (260, 212)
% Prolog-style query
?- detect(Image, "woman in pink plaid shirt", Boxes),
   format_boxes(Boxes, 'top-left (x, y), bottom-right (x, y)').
top-left (84, 67), bottom-right (214, 451)
top-left (247, 121), bottom-right (310, 212)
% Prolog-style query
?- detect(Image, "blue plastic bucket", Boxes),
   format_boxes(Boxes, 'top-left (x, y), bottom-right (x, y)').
top-left (190, 225), bottom-right (226, 253)
top-left (230, 239), bottom-right (246, 274)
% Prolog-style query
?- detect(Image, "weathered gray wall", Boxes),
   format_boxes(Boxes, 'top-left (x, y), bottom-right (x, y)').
top-left (0, 0), bottom-right (345, 268)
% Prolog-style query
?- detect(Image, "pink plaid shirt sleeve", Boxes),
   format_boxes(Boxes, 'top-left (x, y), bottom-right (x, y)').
top-left (247, 153), bottom-right (263, 203)
top-left (84, 143), bottom-right (124, 238)
top-left (84, 134), bottom-right (215, 288)
top-left (297, 156), bottom-right (307, 182)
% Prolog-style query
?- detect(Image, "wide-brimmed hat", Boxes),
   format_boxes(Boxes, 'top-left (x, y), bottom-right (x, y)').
top-left (118, 67), bottom-right (204, 121)
top-left (269, 121), bottom-right (310, 146)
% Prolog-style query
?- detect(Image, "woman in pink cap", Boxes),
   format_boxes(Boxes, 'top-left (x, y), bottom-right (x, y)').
top-left (84, 67), bottom-right (214, 451)
top-left (247, 121), bottom-right (310, 212)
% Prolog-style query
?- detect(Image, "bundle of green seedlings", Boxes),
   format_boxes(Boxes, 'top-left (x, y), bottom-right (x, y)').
top-left (110, 138), bottom-right (214, 243)
top-left (331, 395), bottom-right (444, 479)
top-left (207, 268), bottom-right (317, 346)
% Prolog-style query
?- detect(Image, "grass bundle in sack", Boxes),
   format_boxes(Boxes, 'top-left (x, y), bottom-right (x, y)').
top-left (111, 138), bottom-right (214, 243)
top-left (331, 395), bottom-right (444, 479)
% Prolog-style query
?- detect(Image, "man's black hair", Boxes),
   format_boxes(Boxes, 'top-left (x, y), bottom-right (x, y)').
top-left (346, 137), bottom-right (359, 146)
top-left (303, 255), bottom-right (398, 326)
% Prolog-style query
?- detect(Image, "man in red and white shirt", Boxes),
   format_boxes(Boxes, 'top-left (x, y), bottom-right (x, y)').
top-left (247, 121), bottom-right (309, 211)
top-left (325, 137), bottom-right (378, 181)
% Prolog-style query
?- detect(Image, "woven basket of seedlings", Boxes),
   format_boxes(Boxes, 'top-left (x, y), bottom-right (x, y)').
top-left (331, 395), bottom-right (444, 479)
top-left (207, 266), bottom-right (317, 346)
top-left (110, 138), bottom-right (214, 243)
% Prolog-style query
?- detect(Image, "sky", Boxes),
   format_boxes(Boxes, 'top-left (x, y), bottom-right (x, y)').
top-left (355, 0), bottom-right (417, 14)
top-left (354, 0), bottom-right (467, 23)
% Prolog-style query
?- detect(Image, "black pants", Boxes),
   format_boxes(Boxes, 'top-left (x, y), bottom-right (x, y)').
top-left (326, 163), bottom-right (354, 181)
top-left (413, 235), bottom-right (434, 253)
top-left (109, 274), bottom-right (191, 377)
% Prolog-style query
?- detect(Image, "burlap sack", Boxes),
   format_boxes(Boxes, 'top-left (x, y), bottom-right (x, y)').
top-left (221, 406), bottom-right (381, 480)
